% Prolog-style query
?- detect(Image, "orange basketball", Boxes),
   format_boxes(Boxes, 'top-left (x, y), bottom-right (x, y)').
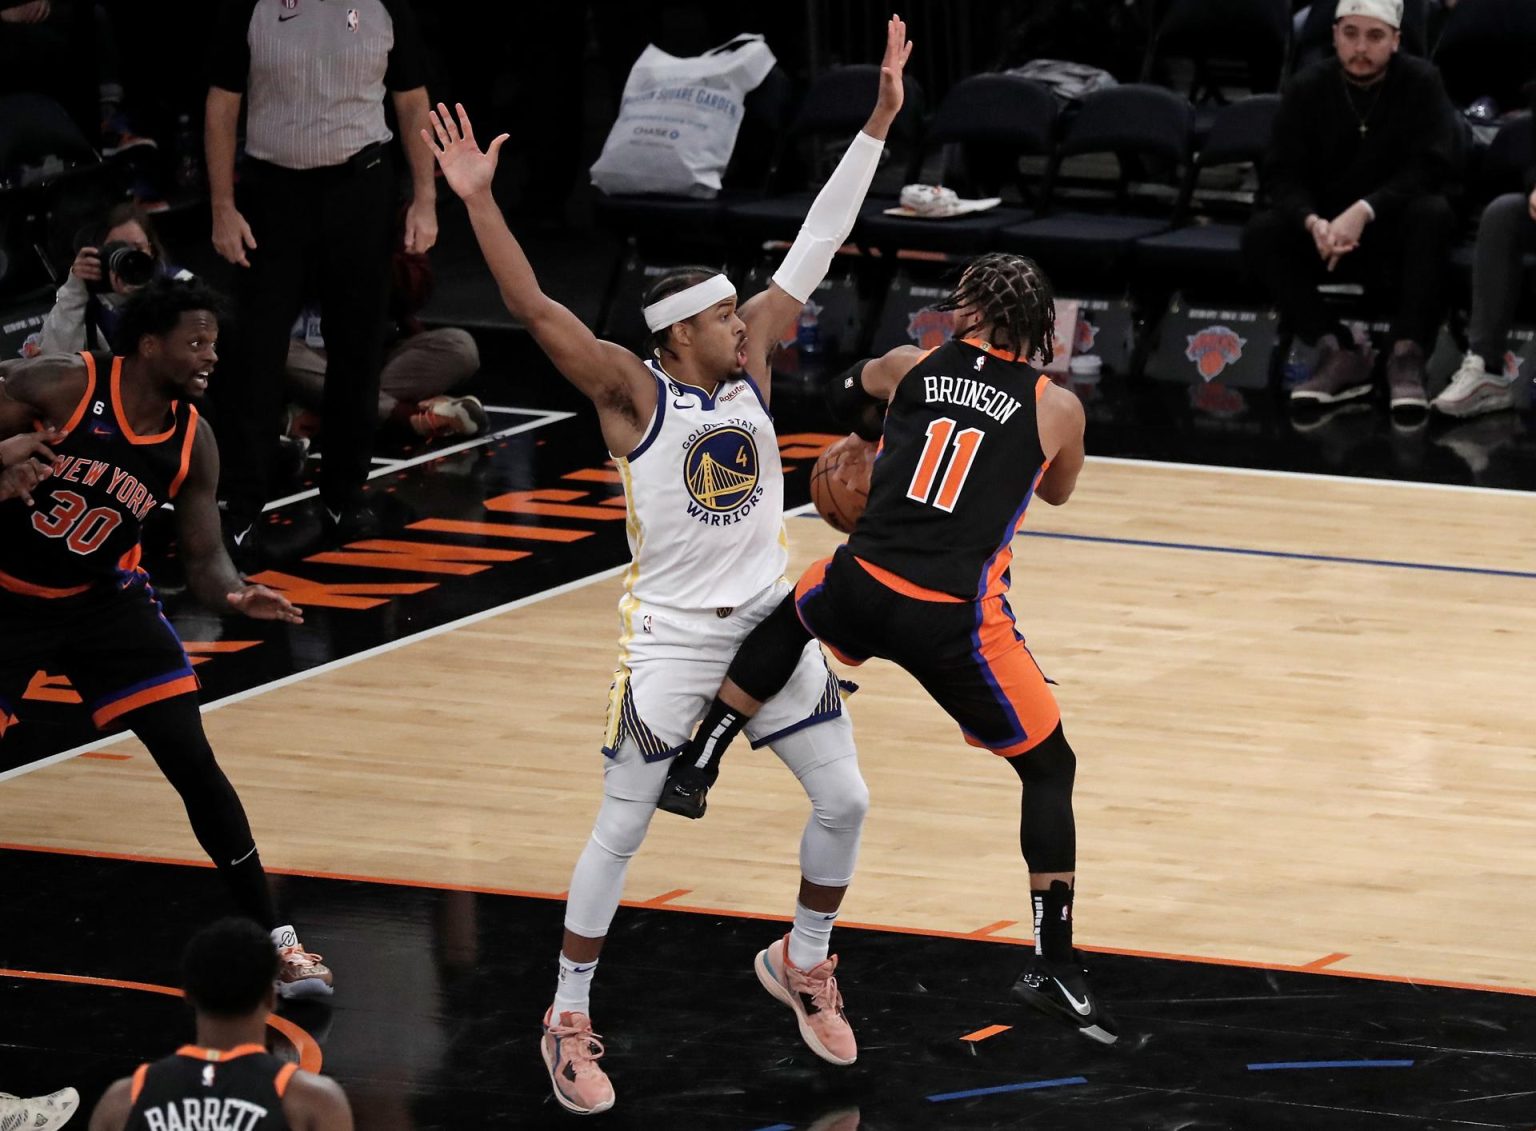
top-left (809, 434), bottom-right (877, 534)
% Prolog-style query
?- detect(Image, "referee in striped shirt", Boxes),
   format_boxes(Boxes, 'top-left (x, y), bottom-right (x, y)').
top-left (206, 0), bottom-right (438, 550)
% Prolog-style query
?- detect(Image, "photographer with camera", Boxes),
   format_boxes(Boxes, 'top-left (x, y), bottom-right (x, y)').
top-left (30, 204), bottom-right (191, 356)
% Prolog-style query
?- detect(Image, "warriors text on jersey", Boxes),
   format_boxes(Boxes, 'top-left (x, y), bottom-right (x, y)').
top-left (613, 360), bottom-right (786, 610)
top-left (0, 352), bottom-right (198, 599)
top-left (124, 1045), bottom-right (296, 1131)
top-left (847, 338), bottom-right (1050, 601)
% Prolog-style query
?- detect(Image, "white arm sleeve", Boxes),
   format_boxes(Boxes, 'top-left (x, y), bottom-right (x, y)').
top-left (771, 131), bottom-right (885, 303)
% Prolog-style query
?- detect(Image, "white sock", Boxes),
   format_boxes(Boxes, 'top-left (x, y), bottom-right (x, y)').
top-left (270, 924), bottom-right (297, 950)
top-left (553, 953), bottom-right (598, 1017)
top-left (787, 902), bottom-right (838, 969)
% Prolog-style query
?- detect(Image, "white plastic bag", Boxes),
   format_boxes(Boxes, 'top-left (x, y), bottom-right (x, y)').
top-left (590, 34), bottom-right (777, 199)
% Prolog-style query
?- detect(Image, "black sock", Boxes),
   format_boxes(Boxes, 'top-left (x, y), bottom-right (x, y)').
top-left (683, 697), bottom-right (749, 779)
top-left (220, 844), bottom-right (280, 930)
top-left (1032, 880), bottom-right (1074, 963)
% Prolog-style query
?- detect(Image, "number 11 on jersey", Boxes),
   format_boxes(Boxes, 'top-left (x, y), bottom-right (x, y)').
top-left (906, 417), bottom-right (984, 512)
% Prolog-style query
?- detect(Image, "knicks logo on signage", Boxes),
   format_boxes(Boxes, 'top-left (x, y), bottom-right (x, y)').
top-left (1185, 326), bottom-right (1247, 380)
top-left (683, 426), bottom-right (760, 518)
top-left (906, 307), bottom-right (956, 350)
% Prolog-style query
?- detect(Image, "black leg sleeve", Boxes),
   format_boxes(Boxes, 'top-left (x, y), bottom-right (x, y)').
top-left (1008, 723), bottom-right (1077, 875)
top-left (725, 595), bottom-right (814, 704)
top-left (126, 696), bottom-right (279, 929)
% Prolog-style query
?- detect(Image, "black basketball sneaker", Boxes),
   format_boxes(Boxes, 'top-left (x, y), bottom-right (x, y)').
top-left (1011, 952), bottom-right (1118, 1044)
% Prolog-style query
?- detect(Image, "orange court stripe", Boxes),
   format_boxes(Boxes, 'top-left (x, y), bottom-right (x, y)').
top-left (80, 752), bottom-right (133, 761)
top-left (968, 920), bottom-right (1019, 938)
top-left (960, 1024), bottom-right (1012, 1042)
top-left (1303, 952), bottom-right (1351, 969)
top-left (562, 468), bottom-right (623, 484)
top-left (5, 841), bottom-right (1534, 1000)
top-left (182, 641), bottom-right (261, 654)
top-left (0, 967), bottom-right (322, 1072)
top-left (484, 489), bottom-right (627, 521)
top-left (408, 518), bottom-right (593, 543)
top-left (640, 888), bottom-right (692, 907)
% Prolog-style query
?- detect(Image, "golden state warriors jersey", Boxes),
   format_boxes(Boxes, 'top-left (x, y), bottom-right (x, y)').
top-left (613, 361), bottom-right (786, 610)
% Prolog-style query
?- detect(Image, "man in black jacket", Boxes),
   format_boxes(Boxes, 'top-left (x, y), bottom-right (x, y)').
top-left (1244, 0), bottom-right (1458, 423)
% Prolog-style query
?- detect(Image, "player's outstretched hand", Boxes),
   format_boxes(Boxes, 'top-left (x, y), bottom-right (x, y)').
top-left (228, 585), bottom-right (304, 624)
top-left (0, 429), bottom-right (61, 469)
top-left (422, 102), bottom-right (508, 203)
top-left (0, 430), bottom-right (63, 505)
top-left (874, 15), bottom-right (914, 123)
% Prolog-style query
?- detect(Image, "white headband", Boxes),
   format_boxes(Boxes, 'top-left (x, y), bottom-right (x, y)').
top-left (642, 274), bottom-right (736, 333)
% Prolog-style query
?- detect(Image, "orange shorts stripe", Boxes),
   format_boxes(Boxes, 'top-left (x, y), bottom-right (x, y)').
top-left (794, 556), bottom-right (868, 667)
top-left (851, 556), bottom-right (965, 603)
top-left (969, 599), bottom-right (1060, 757)
top-left (92, 674), bottom-right (199, 728)
top-left (0, 567), bottom-right (92, 600)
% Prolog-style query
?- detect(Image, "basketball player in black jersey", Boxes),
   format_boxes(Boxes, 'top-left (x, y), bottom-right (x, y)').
top-left (0, 278), bottom-right (332, 998)
top-left (662, 253), bottom-right (1117, 1043)
top-left (88, 918), bottom-right (352, 1131)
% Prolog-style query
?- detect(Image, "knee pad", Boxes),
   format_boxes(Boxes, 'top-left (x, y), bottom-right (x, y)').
top-left (588, 795), bottom-right (655, 861)
top-left (1010, 724), bottom-right (1076, 788)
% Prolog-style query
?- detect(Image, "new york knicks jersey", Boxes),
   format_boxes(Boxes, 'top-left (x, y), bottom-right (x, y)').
top-left (0, 351), bottom-right (199, 599)
top-left (613, 361), bottom-right (786, 611)
top-left (124, 1044), bottom-right (294, 1131)
top-left (847, 338), bottom-right (1049, 601)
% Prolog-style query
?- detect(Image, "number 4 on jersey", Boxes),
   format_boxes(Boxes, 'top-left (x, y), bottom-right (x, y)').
top-left (906, 417), bottom-right (983, 512)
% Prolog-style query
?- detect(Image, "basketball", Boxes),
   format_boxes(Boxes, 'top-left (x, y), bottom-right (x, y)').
top-left (809, 433), bottom-right (877, 534)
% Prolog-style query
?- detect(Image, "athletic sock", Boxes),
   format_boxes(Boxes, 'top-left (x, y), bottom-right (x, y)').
top-left (220, 843), bottom-right (279, 930)
top-left (1031, 880), bottom-right (1074, 963)
top-left (787, 902), bottom-right (838, 969)
top-left (687, 697), bottom-right (750, 776)
top-left (553, 953), bottom-right (598, 1017)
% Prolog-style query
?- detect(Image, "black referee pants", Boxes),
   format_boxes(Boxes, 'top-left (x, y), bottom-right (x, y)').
top-left (215, 147), bottom-right (395, 519)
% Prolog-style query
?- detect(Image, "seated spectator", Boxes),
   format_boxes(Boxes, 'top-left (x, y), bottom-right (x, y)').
top-left (1433, 88), bottom-right (1536, 419)
top-left (1243, 0), bottom-right (1458, 424)
top-left (24, 204), bottom-right (192, 356)
top-left (284, 245), bottom-right (484, 442)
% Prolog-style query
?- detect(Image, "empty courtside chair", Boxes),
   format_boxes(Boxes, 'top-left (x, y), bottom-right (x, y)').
top-left (1134, 94), bottom-right (1281, 299)
top-left (592, 67), bottom-right (796, 256)
top-left (1293, 0), bottom-right (1429, 70)
top-left (857, 73), bottom-right (1059, 257)
top-left (1143, 0), bottom-right (1292, 95)
top-left (997, 84), bottom-right (1194, 290)
top-left (725, 64), bottom-right (925, 249)
top-left (1433, 0), bottom-right (1536, 112)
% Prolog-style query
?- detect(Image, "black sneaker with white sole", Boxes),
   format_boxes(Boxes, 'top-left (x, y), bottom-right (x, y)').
top-left (1011, 953), bottom-right (1118, 1044)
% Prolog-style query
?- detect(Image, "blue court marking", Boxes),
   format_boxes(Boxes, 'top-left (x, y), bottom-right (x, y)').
top-left (927, 1076), bottom-right (1088, 1102)
top-left (1019, 530), bottom-right (1536, 582)
top-left (1247, 1059), bottom-right (1415, 1071)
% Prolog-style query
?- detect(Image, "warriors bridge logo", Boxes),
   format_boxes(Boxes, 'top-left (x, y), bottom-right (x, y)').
top-left (1185, 325), bottom-right (1247, 380)
top-left (683, 425), bottom-right (762, 523)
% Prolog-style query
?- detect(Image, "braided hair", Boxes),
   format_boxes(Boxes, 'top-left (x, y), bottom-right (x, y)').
top-left (642, 265), bottom-right (722, 359)
top-left (933, 252), bottom-right (1056, 365)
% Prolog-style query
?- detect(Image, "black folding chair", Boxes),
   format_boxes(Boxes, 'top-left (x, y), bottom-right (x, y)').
top-left (858, 73), bottom-right (1059, 257)
top-left (1143, 0), bottom-right (1292, 96)
top-left (997, 84), bottom-right (1194, 291)
top-left (1433, 0), bottom-right (1536, 112)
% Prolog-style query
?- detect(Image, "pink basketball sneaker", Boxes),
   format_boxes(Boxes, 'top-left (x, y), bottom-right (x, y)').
top-left (754, 934), bottom-right (857, 1065)
top-left (540, 1008), bottom-right (615, 1115)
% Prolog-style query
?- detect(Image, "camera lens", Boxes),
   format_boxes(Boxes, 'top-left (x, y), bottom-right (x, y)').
top-left (98, 241), bottom-right (156, 288)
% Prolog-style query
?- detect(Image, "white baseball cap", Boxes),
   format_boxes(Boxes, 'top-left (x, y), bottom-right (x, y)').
top-left (1335, 0), bottom-right (1402, 29)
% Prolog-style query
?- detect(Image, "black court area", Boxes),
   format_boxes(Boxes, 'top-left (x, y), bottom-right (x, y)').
top-left (3, 847), bottom-right (1535, 1131)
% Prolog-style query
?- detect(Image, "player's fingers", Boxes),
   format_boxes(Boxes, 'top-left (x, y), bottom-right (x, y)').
top-left (420, 127), bottom-right (441, 158)
top-left (436, 102), bottom-right (459, 142)
top-left (487, 134), bottom-right (510, 163)
top-left (455, 102), bottom-right (476, 146)
top-left (429, 108), bottom-right (451, 148)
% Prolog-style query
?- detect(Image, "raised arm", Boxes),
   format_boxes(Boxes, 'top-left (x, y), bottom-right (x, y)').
top-left (738, 15), bottom-right (913, 391)
top-left (423, 103), bottom-right (653, 452)
top-left (823, 345), bottom-right (926, 439)
top-left (176, 418), bottom-right (303, 622)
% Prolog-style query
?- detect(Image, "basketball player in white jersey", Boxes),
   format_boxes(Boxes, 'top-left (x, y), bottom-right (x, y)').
top-left (424, 17), bottom-right (911, 1115)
